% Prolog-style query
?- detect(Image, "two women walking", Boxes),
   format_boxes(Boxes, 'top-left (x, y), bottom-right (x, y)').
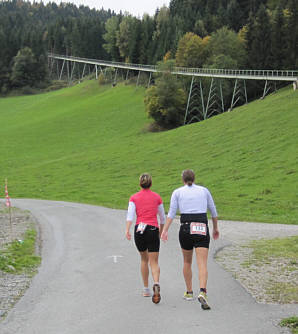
top-left (125, 170), bottom-right (219, 308)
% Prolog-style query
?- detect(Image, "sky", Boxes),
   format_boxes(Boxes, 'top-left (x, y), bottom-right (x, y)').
top-left (41, 0), bottom-right (170, 17)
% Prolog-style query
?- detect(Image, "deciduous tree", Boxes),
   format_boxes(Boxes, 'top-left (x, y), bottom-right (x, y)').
top-left (103, 16), bottom-right (120, 61)
top-left (144, 60), bottom-right (187, 129)
top-left (176, 32), bottom-right (209, 68)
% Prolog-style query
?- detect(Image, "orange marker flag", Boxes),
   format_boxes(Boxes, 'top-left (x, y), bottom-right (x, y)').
top-left (5, 179), bottom-right (11, 207)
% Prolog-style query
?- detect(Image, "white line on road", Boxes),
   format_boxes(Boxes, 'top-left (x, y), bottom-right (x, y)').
top-left (107, 255), bottom-right (123, 263)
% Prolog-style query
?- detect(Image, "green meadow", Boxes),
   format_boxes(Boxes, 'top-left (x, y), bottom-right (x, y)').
top-left (0, 80), bottom-right (297, 224)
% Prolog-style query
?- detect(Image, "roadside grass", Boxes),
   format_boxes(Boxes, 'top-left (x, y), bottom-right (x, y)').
top-left (0, 229), bottom-right (41, 275)
top-left (242, 236), bottom-right (298, 267)
top-left (0, 80), bottom-right (297, 224)
top-left (0, 206), bottom-right (27, 215)
top-left (241, 236), bottom-right (298, 303)
top-left (280, 317), bottom-right (298, 334)
top-left (266, 282), bottom-right (298, 304)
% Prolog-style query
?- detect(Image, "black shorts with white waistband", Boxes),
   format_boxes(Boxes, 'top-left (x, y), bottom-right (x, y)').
top-left (179, 213), bottom-right (210, 250)
top-left (134, 224), bottom-right (160, 253)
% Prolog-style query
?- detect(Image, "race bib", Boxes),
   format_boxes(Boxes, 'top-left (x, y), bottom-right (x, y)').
top-left (136, 223), bottom-right (147, 234)
top-left (190, 222), bottom-right (207, 235)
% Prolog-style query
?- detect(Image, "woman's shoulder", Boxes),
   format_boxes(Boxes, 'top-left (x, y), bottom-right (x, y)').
top-left (194, 184), bottom-right (212, 195)
top-left (129, 191), bottom-right (141, 201)
top-left (150, 190), bottom-right (163, 200)
top-left (172, 185), bottom-right (186, 196)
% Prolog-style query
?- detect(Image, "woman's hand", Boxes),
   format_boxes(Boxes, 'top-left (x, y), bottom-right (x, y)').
top-left (161, 217), bottom-right (172, 242)
top-left (212, 228), bottom-right (219, 240)
top-left (126, 230), bottom-right (131, 240)
top-left (161, 230), bottom-right (168, 242)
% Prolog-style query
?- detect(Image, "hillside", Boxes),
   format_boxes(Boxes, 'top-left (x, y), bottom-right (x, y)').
top-left (0, 80), bottom-right (297, 224)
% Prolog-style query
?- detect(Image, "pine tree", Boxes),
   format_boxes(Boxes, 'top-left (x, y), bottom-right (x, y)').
top-left (284, 0), bottom-right (298, 68)
top-left (227, 0), bottom-right (244, 32)
top-left (247, 5), bottom-right (272, 69)
top-left (271, 6), bottom-right (286, 69)
top-left (139, 15), bottom-right (155, 64)
top-left (10, 47), bottom-right (38, 88)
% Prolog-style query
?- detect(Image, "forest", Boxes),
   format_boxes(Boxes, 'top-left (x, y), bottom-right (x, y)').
top-left (0, 0), bottom-right (297, 126)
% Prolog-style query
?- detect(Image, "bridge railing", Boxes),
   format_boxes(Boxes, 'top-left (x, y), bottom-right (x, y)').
top-left (48, 53), bottom-right (298, 81)
top-left (173, 66), bottom-right (298, 79)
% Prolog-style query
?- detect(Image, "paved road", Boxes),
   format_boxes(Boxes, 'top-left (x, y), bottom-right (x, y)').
top-left (0, 199), bottom-right (297, 334)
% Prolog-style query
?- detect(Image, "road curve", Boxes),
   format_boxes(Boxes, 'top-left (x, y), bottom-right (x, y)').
top-left (0, 199), bottom-right (297, 334)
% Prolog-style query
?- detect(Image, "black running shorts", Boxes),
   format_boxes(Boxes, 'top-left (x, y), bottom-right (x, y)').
top-left (134, 225), bottom-right (160, 253)
top-left (179, 213), bottom-right (210, 250)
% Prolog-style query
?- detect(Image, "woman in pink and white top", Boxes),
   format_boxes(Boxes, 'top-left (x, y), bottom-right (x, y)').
top-left (126, 173), bottom-right (165, 304)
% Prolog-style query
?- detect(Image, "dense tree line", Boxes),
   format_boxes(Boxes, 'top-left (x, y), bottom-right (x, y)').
top-left (0, 0), bottom-right (297, 103)
top-left (0, 0), bottom-right (113, 92)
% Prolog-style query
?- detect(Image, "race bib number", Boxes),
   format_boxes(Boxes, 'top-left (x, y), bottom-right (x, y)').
top-left (136, 223), bottom-right (147, 234)
top-left (190, 223), bottom-right (207, 235)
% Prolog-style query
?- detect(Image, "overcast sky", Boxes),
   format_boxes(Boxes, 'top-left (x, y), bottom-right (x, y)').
top-left (41, 0), bottom-right (170, 16)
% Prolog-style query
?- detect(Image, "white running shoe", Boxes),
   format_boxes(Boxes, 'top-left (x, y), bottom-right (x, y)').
top-left (143, 287), bottom-right (151, 297)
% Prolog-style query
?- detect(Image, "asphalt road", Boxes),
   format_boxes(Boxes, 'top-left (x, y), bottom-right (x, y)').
top-left (0, 199), bottom-right (297, 334)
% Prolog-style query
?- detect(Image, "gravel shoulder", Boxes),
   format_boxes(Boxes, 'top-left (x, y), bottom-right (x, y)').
top-left (214, 220), bottom-right (298, 304)
top-left (0, 203), bottom-right (41, 320)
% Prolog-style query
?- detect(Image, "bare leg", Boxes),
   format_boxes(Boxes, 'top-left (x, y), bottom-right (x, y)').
top-left (140, 251), bottom-right (149, 287)
top-left (195, 247), bottom-right (209, 290)
top-left (148, 252), bottom-right (160, 284)
top-left (181, 248), bottom-right (193, 292)
top-left (149, 252), bottom-right (161, 304)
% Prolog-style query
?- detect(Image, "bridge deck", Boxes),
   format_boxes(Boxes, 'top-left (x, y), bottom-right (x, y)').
top-left (48, 54), bottom-right (298, 82)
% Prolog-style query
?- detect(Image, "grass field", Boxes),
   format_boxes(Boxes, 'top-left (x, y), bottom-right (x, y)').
top-left (0, 80), bottom-right (297, 224)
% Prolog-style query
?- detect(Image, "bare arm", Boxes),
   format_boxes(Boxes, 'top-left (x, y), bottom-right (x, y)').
top-left (160, 217), bottom-right (174, 241)
top-left (159, 223), bottom-right (164, 237)
top-left (158, 203), bottom-right (166, 237)
top-left (161, 190), bottom-right (178, 242)
top-left (212, 216), bottom-right (219, 240)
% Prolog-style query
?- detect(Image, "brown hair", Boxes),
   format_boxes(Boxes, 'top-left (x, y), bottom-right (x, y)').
top-left (139, 173), bottom-right (152, 189)
top-left (182, 169), bottom-right (195, 186)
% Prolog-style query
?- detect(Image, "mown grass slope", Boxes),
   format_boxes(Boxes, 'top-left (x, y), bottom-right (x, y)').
top-left (0, 80), bottom-right (297, 224)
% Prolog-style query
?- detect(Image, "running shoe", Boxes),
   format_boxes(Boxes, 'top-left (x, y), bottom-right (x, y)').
top-left (152, 284), bottom-right (161, 304)
top-left (143, 287), bottom-right (151, 297)
top-left (183, 292), bottom-right (194, 301)
top-left (198, 291), bottom-right (211, 310)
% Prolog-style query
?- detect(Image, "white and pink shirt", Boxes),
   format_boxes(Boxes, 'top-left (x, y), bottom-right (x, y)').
top-left (126, 189), bottom-right (166, 227)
